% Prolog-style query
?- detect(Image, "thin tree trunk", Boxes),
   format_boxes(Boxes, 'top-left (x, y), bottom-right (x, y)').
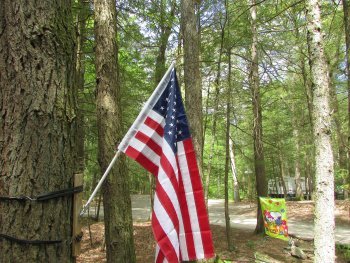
top-left (182, 0), bottom-right (203, 178)
top-left (306, 1), bottom-right (335, 262)
top-left (75, 0), bottom-right (89, 173)
top-left (292, 110), bottom-right (303, 200)
top-left (0, 1), bottom-right (76, 261)
top-left (229, 137), bottom-right (241, 202)
top-left (249, 0), bottom-right (267, 234)
top-left (94, 0), bottom-right (135, 262)
top-left (342, 0), bottom-right (350, 200)
top-left (277, 148), bottom-right (288, 199)
top-left (148, 172), bottom-right (155, 220)
top-left (224, 49), bottom-right (233, 251)
top-left (154, 0), bottom-right (176, 84)
top-left (204, 6), bottom-right (227, 206)
top-left (329, 56), bottom-right (348, 199)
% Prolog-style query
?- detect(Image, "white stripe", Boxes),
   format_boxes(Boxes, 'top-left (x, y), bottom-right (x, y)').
top-left (158, 140), bottom-right (186, 261)
top-left (128, 137), bottom-right (160, 165)
top-left (178, 219), bottom-right (188, 260)
top-left (161, 141), bottom-right (179, 180)
top-left (154, 193), bottom-right (180, 260)
top-left (177, 141), bottom-right (205, 258)
top-left (157, 166), bottom-right (180, 218)
top-left (148, 110), bottom-right (165, 128)
top-left (155, 245), bottom-right (160, 263)
top-left (139, 123), bottom-right (163, 147)
top-left (155, 245), bottom-right (169, 263)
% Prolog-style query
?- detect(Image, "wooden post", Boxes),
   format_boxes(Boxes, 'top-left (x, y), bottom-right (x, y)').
top-left (73, 173), bottom-right (83, 257)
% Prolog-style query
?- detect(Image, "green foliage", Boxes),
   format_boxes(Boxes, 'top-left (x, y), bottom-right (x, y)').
top-left (336, 244), bottom-right (350, 261)
top-left (79, 0), bottom-right (348, 200)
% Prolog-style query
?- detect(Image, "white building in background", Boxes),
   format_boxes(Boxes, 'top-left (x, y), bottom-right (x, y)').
top-left (268, 176), bottom-right (309, 198)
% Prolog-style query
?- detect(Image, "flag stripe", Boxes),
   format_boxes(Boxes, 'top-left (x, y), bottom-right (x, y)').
top-left (139, 122), bottom-right (164, 147)
top-left (177, 164), bottom-right (196, 260)
top-left (155, 178), bottom-right (179, 235)
top-left (147, 110), bottom-right (165, 128)
top-left (153, 194), bottom-right (179, 262)
top-left (145, 116), bottom-right (164, 137)
top-left (135, 131), bottom-right (162, 156)
top-left (177, 141), bottom-right (204, 258)
top-left (182, 139), bottom-right (215, 258)
top-left (125, 146), bottom-right (159, 175)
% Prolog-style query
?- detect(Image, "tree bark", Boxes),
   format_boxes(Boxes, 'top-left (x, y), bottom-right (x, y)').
top-left (292, 108), bottom-right (304, 200)
top-left (94, 0), bottom-right (135, 262)
top-left (75, 0), bottom-right (89, 173)
top-left (155, 0), bottom-right (176, 84)
top-left (342, 0), bottom-right (350, 200)
top-left (0, 1), bottom-right (76, 261)
top-left (249, 0), bottom-right (268, 234)
top-left (224, 49), bottom-right (233, 251)
top-left (181, 0), bottom-right (203, 177)
top-left (306, 0), bottom-right (335, 262)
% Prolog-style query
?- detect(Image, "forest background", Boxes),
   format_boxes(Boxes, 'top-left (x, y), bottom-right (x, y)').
top-left (1, 0), bottom-right (349, 262)
top-left (78, 0), bottom-right (348, 202)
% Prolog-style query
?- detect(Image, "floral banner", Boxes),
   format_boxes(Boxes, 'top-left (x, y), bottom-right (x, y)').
top-left (259, 197), bottom-right (289, 241)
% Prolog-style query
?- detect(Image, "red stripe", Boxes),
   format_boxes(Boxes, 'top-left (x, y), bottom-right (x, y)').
top-left (182, 139), bottom-right (215, 258)
top-left (145, 117), bottom-right (164, 137)
top-left (177, 159), bottom-right (196, 260)
top-left (155, 181), bottom-right (179, 235)
top-left (135, 131), bottom-right (162, 156)
top-left (156, 250), bottom-right (165, 263)
top-left (152, 212), bottom-right (179, 263)
top-left (125, 146), bottom-right (159, 175)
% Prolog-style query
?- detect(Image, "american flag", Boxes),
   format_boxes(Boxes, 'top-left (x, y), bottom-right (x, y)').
top-left (119, 65), bottom-right (214, 262)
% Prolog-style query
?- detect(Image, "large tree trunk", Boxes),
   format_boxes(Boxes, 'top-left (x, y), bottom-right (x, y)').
top-left (181, 0), bottom-right (203, 177)
top-left (249, 0), bottom-right (268, 234)
top-left (342, 0), bottom-right (350, 200)
top-left (306, 1), bottom-right (335, 262)
top-left (0, 1), bottom-right (76, 262)
top-left (94, 0), bottom-right (135, 262)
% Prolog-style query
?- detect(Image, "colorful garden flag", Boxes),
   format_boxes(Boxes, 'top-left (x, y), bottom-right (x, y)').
top-left (259, 197), bottom-right (289, 241)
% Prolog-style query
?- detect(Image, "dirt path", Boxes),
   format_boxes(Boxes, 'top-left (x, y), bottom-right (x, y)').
top-left (84, 195), bottom-right (350, 244)
top-left (208, 199), bottom-right (350, 245)
top-left (79, 196), bottom-right (350, 262)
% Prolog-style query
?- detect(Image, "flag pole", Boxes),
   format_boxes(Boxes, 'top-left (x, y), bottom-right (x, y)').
top-left (80, 62), bottom-right (175, 217)
top-left (80, 150), bottom-right (121, 216)
top-left (118, 61), bottom-right (175, 152)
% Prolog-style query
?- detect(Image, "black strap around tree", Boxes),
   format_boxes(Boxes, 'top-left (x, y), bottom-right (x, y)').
top-left (0, 185), bottom-right (83, 202)
top-left (0, 185), bottom-right (84, 245)
top-left (0, 233), bottom-right (63, 245)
